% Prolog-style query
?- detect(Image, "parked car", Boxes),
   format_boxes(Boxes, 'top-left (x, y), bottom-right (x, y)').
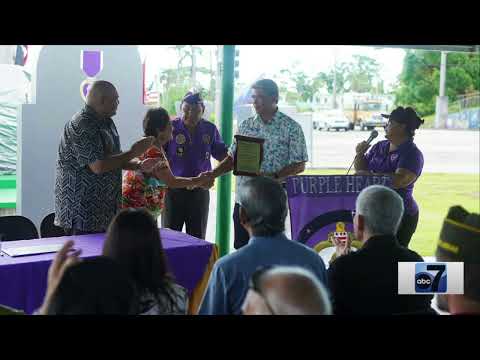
top-left (360, 113), bottom-right (388, 131)
top-left (319, 110), bottom-right (350, 131)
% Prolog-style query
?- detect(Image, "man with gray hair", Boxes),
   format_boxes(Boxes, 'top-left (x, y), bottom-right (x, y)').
top-left (241, 266), bottom-right (332, 315)
top-left (328, 185), bottom-right (434, 315)
top-left (201, 78), bottom-right (308, 249)
top-left (198, 176), bottom-right (327, 315)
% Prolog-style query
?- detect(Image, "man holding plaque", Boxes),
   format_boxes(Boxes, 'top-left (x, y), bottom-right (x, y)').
top-left (204, 79), bottom-right (308, 249)
top-left (162, 90), bottom-right (228, 240)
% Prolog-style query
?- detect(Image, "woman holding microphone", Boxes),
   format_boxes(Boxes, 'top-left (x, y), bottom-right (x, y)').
top-left (354, 106), bottom-right (425, 248)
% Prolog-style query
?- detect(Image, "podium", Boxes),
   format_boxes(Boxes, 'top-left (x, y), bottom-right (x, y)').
top-left (286, 175), bottom-right (393, 249)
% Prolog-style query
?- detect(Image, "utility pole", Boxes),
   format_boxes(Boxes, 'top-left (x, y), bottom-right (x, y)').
top-left (435, 51), bottom-right (448, 128)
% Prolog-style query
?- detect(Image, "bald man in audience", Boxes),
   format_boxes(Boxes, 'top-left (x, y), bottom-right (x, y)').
top-left (242, 266), bottom-right (332, 315)
top-left (54, 80), bottom-right (158, 235)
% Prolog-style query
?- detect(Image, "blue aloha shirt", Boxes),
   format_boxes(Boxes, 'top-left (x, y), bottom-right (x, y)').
top-left (229, 110), bottom-right (308, 202)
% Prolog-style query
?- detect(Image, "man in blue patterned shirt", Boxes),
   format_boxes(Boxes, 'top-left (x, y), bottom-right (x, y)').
top-left (205, 79), bottom-right (308, 249)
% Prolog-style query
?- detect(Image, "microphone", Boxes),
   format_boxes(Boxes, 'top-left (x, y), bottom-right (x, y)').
top-left (366, 129), bottom-right (379, 145)
top-left (346, 130), bottom-right (379, 175)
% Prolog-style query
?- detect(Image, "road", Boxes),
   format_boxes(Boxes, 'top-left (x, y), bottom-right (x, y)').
top-left (309, 128), bottom-right (479, 173)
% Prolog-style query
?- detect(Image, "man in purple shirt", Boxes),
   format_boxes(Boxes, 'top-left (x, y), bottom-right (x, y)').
top-left (354, 106), bottom-right (425, 248)
top-left (162, 91), bottom-right (228, 239)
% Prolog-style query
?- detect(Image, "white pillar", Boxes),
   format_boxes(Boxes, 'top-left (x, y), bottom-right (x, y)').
top-left (435, 51), bottom-right (448, 128)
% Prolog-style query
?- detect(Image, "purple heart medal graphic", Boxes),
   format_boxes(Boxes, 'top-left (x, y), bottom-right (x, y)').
top-left (80, 50), bottom-right (103, 102)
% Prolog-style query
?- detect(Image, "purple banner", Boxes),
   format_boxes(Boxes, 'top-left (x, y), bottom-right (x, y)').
top-left (287, 175), bottom-right (392, 248)
top-left (81, 50), bottom-right (102, 77)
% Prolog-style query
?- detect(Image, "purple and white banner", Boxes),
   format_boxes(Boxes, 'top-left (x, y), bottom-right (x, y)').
top-left (286, 175), bottom-right (392, 248)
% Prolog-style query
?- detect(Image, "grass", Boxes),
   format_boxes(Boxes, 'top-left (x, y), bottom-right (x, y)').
top-left (418, 106), bottom-right (479, 129)
top-left (423, 114), bottom-right (435, 128)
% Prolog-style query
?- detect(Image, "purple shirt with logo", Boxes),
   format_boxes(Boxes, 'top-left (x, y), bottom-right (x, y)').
top-left (164, 118), bottom-right (228, 177)
top-left (365, 139), bottom-right (424, 215)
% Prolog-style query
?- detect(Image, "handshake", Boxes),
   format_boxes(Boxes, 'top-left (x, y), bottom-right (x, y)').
top-left (188, 171), bottom-right (215, 190)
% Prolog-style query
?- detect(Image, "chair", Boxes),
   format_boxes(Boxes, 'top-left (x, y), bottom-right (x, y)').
top-left (40, 213), bottom-right (66, 238)
top-left (0, 215), bottom-right (39, 241)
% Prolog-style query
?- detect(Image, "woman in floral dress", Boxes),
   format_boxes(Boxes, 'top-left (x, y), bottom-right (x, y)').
top-left (121, 107), bottom-right (211, 218)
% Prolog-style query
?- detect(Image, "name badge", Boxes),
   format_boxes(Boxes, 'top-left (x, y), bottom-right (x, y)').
top-left (176, 146), bottom-right (185, 157)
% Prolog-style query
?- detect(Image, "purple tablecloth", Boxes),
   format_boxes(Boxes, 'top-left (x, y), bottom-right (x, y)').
top-left (0, 228), bottom-right (214, 314)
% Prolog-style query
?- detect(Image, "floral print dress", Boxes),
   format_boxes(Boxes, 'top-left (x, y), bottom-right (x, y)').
top-left (121, 146), bottom-right (169, 217)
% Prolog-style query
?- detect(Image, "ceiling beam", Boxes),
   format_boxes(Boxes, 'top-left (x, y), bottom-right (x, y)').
top-left (371, 45), bottom-right (480, 53)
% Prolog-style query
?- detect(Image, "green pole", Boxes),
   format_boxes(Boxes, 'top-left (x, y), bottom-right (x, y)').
top-left (215, 45), bottom-right (235, 257)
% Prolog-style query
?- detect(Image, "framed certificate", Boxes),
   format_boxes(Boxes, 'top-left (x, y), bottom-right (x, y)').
top-left (233, 135), bottom-right (265, 176)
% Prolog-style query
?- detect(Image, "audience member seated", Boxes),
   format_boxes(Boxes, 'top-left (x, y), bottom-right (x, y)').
top-left (328, 185), bottom-right (435, 315)
top-left (37, 241), bottom-right (136, 314)
top-left (103, 208), bottom-right (188, 315)
top-left (242, 266), bottom-right (332, 315)
top-left (435, 206), bottom-right (480, 315)
top-left (198, 176), bottom-right (328, 315)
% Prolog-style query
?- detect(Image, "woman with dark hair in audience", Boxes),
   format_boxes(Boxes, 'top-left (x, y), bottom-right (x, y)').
top-left (354, 106), bottom-right (425, 248)
top-left (121, 107), bottom-right (211, 218)
top-left (37, 241), bottom-right (137, 315)
top-left (102, 208), bottom-right (188, 315)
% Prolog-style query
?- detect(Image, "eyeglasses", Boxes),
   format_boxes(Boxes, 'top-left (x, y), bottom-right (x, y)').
top-left (248, 265), bottom-right (277, 315)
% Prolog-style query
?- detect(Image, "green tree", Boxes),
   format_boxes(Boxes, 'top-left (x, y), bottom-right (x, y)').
top-left (316, 62), bottom-right (349, 94)
top-left (394, 50), bottom-right (480, 116)
top-left (344, 55), bottom-right (381, 93)
top-left (157, 46), bottom-right (217, 116)
top-left (280, 68), bottom-right (326, 103)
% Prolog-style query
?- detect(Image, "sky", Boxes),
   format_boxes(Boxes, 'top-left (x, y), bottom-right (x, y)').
top-left (139, 45), bottom-right (407, 92)
top-left (24, 45), bottom-right (407, 92)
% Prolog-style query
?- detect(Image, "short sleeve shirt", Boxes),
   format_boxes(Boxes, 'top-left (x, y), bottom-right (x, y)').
top-left (229, 111), bottom-right (308, 202)
top-left (365, 139), bottom-right (424, 215)
top-left (164, 118), bottom-right (228, 177)
top-left (54, 105), bottom-right (122, 232)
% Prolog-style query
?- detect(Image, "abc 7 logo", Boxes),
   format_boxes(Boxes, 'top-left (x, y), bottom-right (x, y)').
top-left (415, 272), bottom-right (433, 290)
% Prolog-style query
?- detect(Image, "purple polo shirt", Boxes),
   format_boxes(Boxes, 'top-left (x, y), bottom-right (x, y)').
top-left (365, 139), bottom-right (424, 215)
top-left (164, 117), bottom-right (228, 177)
